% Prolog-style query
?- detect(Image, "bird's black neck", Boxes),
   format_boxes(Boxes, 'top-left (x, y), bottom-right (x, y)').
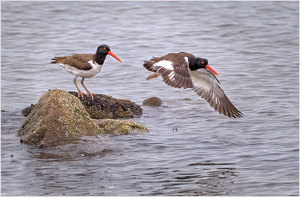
top-left (94, 53), bottom-right (107, 65)
top-left (188, 58), bottom-right (199, 71)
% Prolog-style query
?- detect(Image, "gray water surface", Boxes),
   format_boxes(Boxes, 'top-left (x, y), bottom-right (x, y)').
top-left (1, 1), bottom-right (299, 196)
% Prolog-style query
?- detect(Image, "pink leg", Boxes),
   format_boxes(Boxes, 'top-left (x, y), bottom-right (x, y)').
top-left (81, 78), bottom-right (94, 100)
top-left (73, 77), bottom-right (85, 99)
top-left (146, 72), bottom-right (160, 80)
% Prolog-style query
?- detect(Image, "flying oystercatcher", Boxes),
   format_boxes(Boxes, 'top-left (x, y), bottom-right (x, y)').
top-left (51, 45), bottom-right (122, 100)
top-left (144, 52), bottom-right (242, 118)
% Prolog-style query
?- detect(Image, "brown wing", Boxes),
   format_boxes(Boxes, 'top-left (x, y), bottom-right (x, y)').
top-left (143, 53), bottom-right (194, 89)
top-left (190, 69), bottom-right (243, 118)
top-left (51, 54), bottom-right (94, 70)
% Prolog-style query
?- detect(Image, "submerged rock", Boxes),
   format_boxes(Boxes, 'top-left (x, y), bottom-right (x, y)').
top-left (18, 89), bottom-right (102, 147)
top-left (143, 97), bottom-right (162, 107)
top-left (95, 119), bottom-right (149, 134)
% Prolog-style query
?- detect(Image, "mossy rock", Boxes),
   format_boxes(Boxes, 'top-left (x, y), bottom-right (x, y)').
top-left (18, 89), bottom-right (102, 147)
top-left (95, 119), bottom-right (149, 134)
top-left (143, 97), bottom-right (162, 107)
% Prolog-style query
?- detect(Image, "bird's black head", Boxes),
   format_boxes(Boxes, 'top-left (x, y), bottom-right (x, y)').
top-left (95, 44), bottom-right (122, 64)
top-left (96, 44), bottom-right (111, 55)
top-left (189, 57), bottom-right (219, 76)
top-left (189, 58), bottom-right (208, 71)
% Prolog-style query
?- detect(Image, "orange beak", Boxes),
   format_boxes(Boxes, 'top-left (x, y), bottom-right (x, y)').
top-left (205, 65), bottom-right (219, 76)
top-left (108, 51), bottom-right (122, 63)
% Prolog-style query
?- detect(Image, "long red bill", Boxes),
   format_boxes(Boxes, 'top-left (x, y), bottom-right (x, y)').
top-left (108, 51), bottom-right (122, 63)
top-left (205, 65), bottom-right (219, 76)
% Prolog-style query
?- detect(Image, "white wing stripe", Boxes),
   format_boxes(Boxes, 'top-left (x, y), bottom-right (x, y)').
top-left (154, 60), bottom-right (174, 71)
top-left (168, 71), bottom-right (175, 81)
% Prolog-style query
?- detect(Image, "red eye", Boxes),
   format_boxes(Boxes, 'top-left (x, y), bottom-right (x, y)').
top-left (201, 61), bottom-right (204, 64)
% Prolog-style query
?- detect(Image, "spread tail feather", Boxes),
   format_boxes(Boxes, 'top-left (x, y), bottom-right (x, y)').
top-left (50, 58), bottom-right (57, 64)
top-left (51, 57), bottom-right (65, 64)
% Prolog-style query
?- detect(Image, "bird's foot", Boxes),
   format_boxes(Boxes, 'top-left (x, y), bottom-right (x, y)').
top-left (86, 91), bottom-right (95, 100)
top-left (77, 91), bottom-right (85, 100)
top-left (146, 72), bottom-right (160, 80)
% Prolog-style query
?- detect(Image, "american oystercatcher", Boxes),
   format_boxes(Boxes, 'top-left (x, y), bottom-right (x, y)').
top-left (144, 52), bottom-right (242, 118)
top-left (51, 45), bottom-right (122, 100)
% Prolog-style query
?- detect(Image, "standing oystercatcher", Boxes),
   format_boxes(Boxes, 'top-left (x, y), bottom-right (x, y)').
top-left (51, 45), bottom-right (122, 100)
top-left (144, 52), bottom-right (242, 118)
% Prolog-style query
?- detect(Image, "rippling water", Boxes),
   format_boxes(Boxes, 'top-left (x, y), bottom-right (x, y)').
top-left (1, 1), bottom-right (299, 196)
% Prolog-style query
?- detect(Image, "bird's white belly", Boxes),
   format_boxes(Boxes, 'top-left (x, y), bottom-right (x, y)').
top-left (59, 60), bottom-right (103, 78)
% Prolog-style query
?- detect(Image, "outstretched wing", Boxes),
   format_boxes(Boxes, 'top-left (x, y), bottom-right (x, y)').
top-left (190, 69), bottom-right (243, 118)
top-left (144, 53), bottom-right (194, 89)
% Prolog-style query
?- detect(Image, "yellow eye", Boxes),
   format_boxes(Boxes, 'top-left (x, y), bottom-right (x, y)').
top-left (201, 61), bottom-right (204, 64)
top-left (104, 47), bottom-right (107, 50)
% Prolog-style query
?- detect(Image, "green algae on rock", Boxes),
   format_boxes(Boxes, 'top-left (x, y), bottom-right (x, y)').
top-left (18, 89), bottom-right (102, 147)
top-left (68, 91), bottom-right (143, 119)
top-left (95, 119), bottom-right (149, 135)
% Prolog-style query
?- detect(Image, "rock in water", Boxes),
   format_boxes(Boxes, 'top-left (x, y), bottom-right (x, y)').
top-left (95, 119), bottom-right (149, 134)
top-left (143, 97), bottom-right (162, 107)
top-left (21, 104), bottom-right (35, 116)
top-left (18, 89), bottom-right (102, 147)
top-left (68, 92), bottom-right (143, 119)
